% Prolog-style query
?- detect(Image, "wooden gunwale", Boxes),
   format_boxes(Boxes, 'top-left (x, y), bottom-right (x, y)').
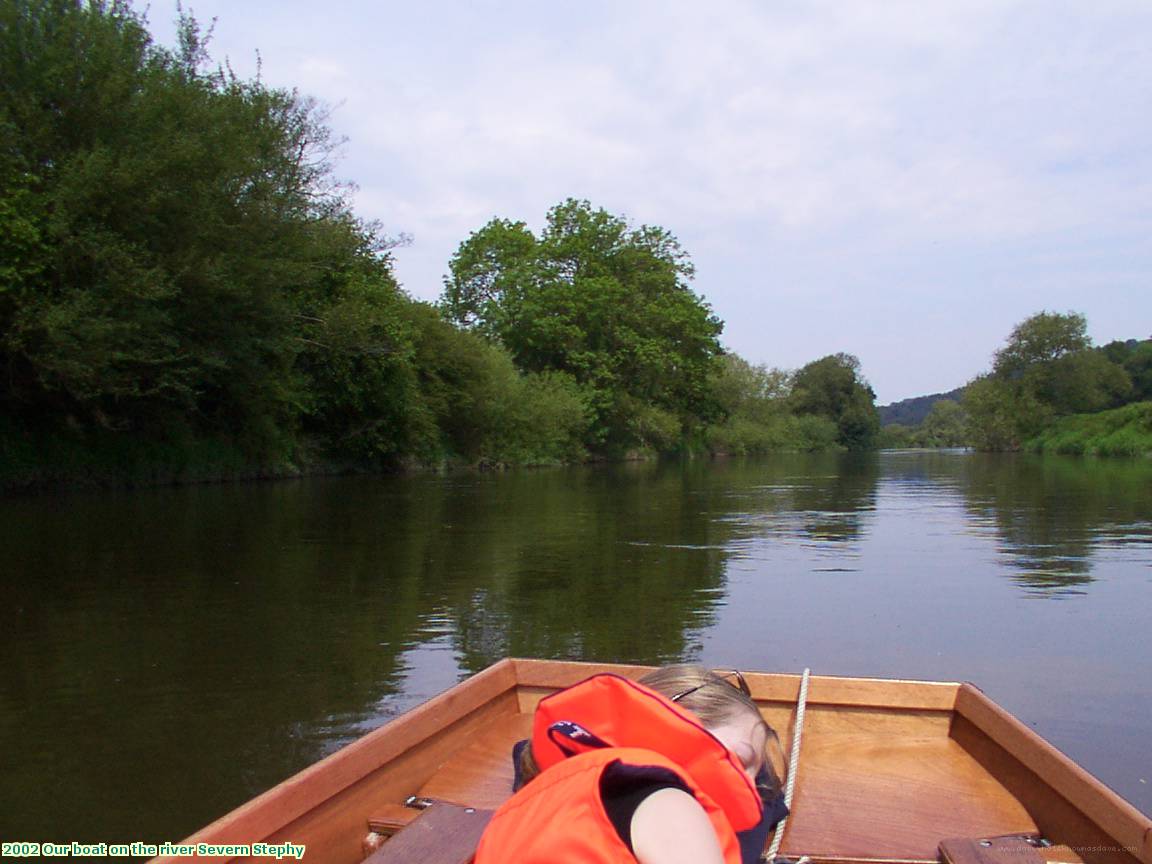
top-left (159, 659), bottom-right (518, 862)
top-left (510, 658), bottom-right (962, 711)
top-left (954, 684), bottom-right (1152, 864)
top-left (156, 659), bottom-right (1152, 864)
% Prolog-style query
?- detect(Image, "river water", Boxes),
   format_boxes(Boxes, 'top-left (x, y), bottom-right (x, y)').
top-left (2, 451), bottom-right (1150, 844)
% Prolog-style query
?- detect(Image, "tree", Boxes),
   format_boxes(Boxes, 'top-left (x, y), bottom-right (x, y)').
top-left (711, 354), bottom-right (790, 425)
top-left (1101, 339), bottom-right (1152, 403)
top-left (790, 353), bottom-right (879, 450)
top-left (993, 311), bottom-right (1091, 378)
top-left (917, 400), bottom-right (968, 447)
top-left (964, 375), bottom-right (1029, 451)
top-left (966, 311), bottom-right (1132, 450)
top-left (877, 423), bottom-right (914, 449)
top-left (1, 0), bottom-right (405, 452)
top-left (442, 199), bottom-right (723, 450)
top-left (0, 0), bottom-right (451, 468)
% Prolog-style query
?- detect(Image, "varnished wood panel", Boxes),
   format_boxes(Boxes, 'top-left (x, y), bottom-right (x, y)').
top-left (797, 705), bottom-right (954, 738)
top-left (363, 804), bottom-right (492, 864)
top-left (954, 685), bottom-right (1150, 864)
top-left (366, 805), bottom-right (418, 835)
top-left (255, 690), bottom-right (518, 864)
top-left (780, 723), bottom-right (1037, 859)
top-left (951, 708), bottom-right (1147, 864)
top-left (510, 658), bottom-right (960, 712)
top-left (745, 672), bottom-right (960, 711)
top-left (417, 715), bottom-right (533, 809)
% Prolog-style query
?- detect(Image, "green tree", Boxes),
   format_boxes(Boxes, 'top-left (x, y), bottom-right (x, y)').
top-left (442, 199), bottom-right (723, 451)
top-left (877, 423), bottom-right (914, 449)
top-left (1, 0), bottom-right (406, 454)
top-left (1101, 339), bottom-right (1152, 403)
top-left (790, 353), bottom-right (879, 450)
top-left (966, 311), bottom-right (1132, 450)
top-left (1038, 350), bottom-right (1130, 415)
top-left (964, 375), bottom-right (1027, 451)
top-left (0, 0), bottom-right (466, 473)
top-left (711, 354), bottom-right (791, 425)
top-left (992, 310), bottom-right (1092, 377)
top-left (917, 399), bottom-right (968, 447)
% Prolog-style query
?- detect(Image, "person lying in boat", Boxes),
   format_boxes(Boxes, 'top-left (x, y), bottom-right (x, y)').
top-left (474, 665), bottom-right (789, 864)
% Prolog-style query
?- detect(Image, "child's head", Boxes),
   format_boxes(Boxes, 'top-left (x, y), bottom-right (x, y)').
top-left (516, 665), bottom-right (783, 798)
top-left (638, 665), bottom-right (782, 795)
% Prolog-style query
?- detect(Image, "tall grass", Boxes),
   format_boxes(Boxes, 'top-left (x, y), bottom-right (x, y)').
top-left (1025, 402), bottom-right (1152, 457)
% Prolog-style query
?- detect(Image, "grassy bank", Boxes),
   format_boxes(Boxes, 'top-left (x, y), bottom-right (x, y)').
top-left (1025, 401), bottom-right (1152, 457)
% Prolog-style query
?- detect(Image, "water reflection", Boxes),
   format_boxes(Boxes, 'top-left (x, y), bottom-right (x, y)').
top-left (709, 454), bottom-right (880, 557)
top-left (2, 451), bottom-right (1151, 843)
top-left (956, 454), bottom-right (1152, 597)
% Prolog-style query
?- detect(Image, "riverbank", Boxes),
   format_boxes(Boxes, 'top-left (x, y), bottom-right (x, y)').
top-left (0, 429), bottom-right (844, 492)
top-left (0, 413), bottom-right (852, 492)
top-left (1025, 401), bottom-right (1152, 457)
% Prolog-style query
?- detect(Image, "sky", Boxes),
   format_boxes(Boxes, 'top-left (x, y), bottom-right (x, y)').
top-left (150, 0), bottom-right (1152, 404)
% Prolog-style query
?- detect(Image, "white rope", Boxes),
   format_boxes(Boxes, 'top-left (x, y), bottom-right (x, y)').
top-left (763, 667), bottom-right (811, 864)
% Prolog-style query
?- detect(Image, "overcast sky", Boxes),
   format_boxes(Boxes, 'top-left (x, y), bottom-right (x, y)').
top-left (151, 1), bottom-right (1151, 404)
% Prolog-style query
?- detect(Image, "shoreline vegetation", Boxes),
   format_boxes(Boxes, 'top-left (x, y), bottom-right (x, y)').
top-left (880, 316), bottom-right (1151, 457)
top-left (1, 4), bottom-right (1147, 492)
top-left (1024, 402), bottom-right (1152, 458)
top-left (0, 3), bottom-right (879, 491)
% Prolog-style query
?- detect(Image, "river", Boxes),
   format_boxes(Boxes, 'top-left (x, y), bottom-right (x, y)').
top-left (2, 450), bottom-right (1150, 844)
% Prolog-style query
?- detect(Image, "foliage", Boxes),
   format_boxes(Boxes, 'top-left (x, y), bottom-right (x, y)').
top-left (789, 353), bottom-right (880, 450)
top-left (1, 0), bottom-right (392, 456)
top-left (296, 275), bottom-right (431, 464)
top-left (1101, 339), bottom-right (1152, 403)
top-left (1, 3), bottom-right (859, 486)
top-left (877, 423), bottom-right (914, 449)
top-left (711, 354), bottom-right (791, 425)
top-left (916, 400), bottom-right (968, 447)
top-left (992, 310), bottom-right (1092, 378)
top-left (965, 311), bottom-right (1135, 451)
top-left (702, 354), bottom-right (840, 453)
top-left (1025, 401), bottom-right (1152, 458)
top-left (705, 412), bottom-right (838, 454)
top-left (443, 199), bottom-right (724, 451)
top-left (0, 1), bottom-right (598, 481)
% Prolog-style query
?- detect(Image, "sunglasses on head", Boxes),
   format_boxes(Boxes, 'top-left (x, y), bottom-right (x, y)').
top-left (669, 669), bottom-right (751, 703)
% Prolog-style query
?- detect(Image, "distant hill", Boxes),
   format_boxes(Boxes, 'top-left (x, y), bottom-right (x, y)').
top-left (879, 387), bottom-right (965, 427)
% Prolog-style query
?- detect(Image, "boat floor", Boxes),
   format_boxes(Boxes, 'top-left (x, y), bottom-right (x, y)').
top-left (410, 707), bottom-right (1039, 861)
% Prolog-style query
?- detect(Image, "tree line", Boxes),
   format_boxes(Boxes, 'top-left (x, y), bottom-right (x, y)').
top-left (881, 312), bottom-right (1151, 454)
top-left (0, 1), bottom-right (879, 485)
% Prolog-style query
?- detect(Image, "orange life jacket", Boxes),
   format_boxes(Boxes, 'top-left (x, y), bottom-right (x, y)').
top-left (474, 674), bottom-right (763, 863)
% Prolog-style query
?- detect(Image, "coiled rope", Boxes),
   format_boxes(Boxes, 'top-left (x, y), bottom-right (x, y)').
top-left (763, 667), bottom-right (811, 864)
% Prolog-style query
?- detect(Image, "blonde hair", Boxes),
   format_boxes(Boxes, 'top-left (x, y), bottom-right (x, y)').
top-left (516, 665), bottom-right (782, 800)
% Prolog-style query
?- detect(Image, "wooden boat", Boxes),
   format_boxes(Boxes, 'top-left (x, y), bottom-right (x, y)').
top-left (160, 659), bottom-right (1152, 864)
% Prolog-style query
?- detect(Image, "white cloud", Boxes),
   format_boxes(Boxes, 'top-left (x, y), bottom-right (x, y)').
top-left (152, 0), bottom-right (1152, 402)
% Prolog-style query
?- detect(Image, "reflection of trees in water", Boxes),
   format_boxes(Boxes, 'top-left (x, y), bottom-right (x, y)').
top-left (951, 454), bottom-right (1152, 597)
top-left (2, 462), bottom-right (752, 843)
top-left (704, 452), bottom-right (880, 546)
top-left (427, 464), bottom-right (736, 669)
top-left (1, 482), bottom-right (424, 841)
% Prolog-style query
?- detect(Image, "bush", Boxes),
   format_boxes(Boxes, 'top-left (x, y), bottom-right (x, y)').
top-left (1026, 402), bottom-right (1152, 457)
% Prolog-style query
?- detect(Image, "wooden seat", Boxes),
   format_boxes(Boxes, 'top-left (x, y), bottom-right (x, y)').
top-left (366, 804), bottom-right (419, 836)
top-left (362, 803), bottom-right (492, 864)
top-left (415, 715), bottom-right (532, 809)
